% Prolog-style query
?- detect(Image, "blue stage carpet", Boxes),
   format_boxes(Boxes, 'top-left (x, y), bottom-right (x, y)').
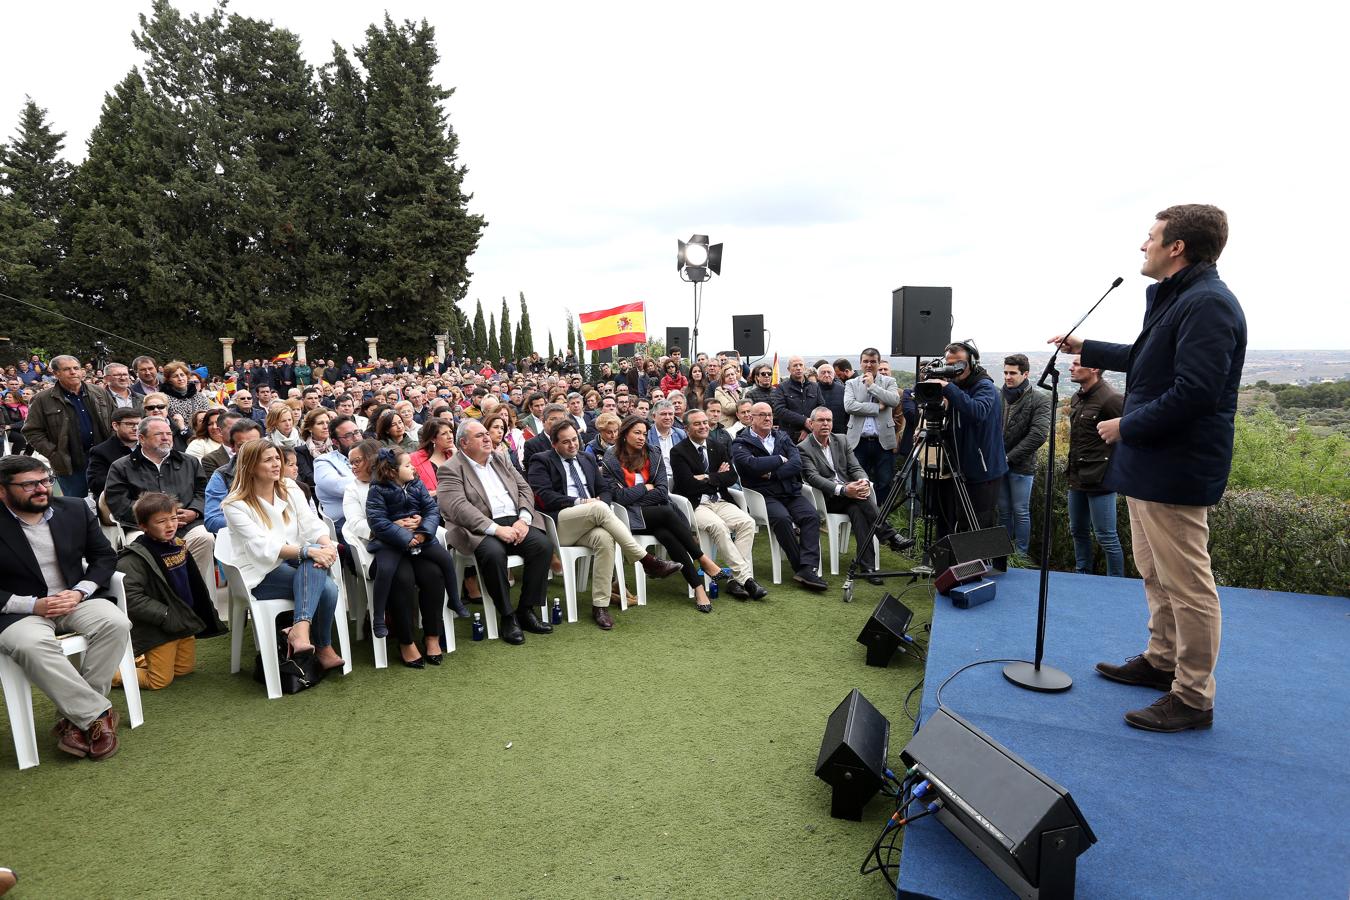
top-left (897, 568), bottom-right (1349, 899)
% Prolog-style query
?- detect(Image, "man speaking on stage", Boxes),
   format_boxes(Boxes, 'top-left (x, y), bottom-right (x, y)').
top-left (1051, 204), bottom-right (1246, 733)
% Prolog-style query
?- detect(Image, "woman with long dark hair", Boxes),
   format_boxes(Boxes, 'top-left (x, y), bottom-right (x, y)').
top-left (409, 419), bottom-right (455, 492)
top-left (376, 409), bottom-right (417, 453)
top-left (599, 416), bottom-right (729, 613)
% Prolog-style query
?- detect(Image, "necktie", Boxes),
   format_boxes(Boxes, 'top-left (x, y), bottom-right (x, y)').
top-left (565, 457), bottom-right (589, 499)
top-left (698, 444), bottom-right (708, 472)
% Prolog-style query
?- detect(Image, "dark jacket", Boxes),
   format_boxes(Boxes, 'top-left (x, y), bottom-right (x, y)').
top-left (940, 367), bottom-right (1008, 484)
top-left (365, 478), bottom-right (441, 551)
top-left (527, 449), bottom-right (611, 516)
top-left (522, 431), bottom-right (553, 470)
top-left (104, 445), bottom-right (207, 530)
top-left (730, 426), bottom-right (805, 500)
top-left (1067, 379), bottom-right (1124, 493)
top-left (770, 377), bottom-right (823, 443)
top-left (201, 445), bottom-right (231, 482)
top-left (1082, 263), bottom-right (1246, 506)
top-left (116, 536), bottom-right (225, 656)
top-left (1002, 385), bottom-right (1052, 475)
top-left (670, 438), bottom-right (739, 508)
top-left (0, 498), bottom-right (117, 636)
top-left (87, 436), bottom-right (135, 500)
top-left (21, 383), bottom-right (115, 476)
top-left (817, 380), bottom-right (849, 434)
top-left (598, 445), bottom-right (683, 532)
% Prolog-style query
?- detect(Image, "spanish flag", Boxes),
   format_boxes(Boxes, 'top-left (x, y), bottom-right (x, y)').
top-left (272, 350), bottom-right (295, 362)
top-left (580, 302), bottom-right (646, 350)
top-left (771, 353), bottom-right (780, 386)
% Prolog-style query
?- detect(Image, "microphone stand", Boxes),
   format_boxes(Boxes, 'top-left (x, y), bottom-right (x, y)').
top-left (1004, 277), bottom-right (1123, 693)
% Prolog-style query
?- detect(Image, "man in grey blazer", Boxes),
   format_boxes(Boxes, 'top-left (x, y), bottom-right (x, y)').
top-left (799, 408), bottom-right (910, 583)
top-left (436, 419), bottom-right (553, 645)
top-left (842, 347), bottom-right (901, 506)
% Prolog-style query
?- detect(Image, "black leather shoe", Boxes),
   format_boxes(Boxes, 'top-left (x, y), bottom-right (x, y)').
top-left (743, 578), bottom-right (768, 600)
top-left (1096, 654), bottom-right (1174, 691)
top-left (499, 617), bottom-right (525, 644)
top-left (794, 569), bottom-right (829, 592)
top-left (425, 654), bottom-right (443, 666)
top-left (402, 656), bottom-right (426, 669)
top-left (516, 609), bottom-right (553, 635)
top-left (1124, 692), bottom-right (1213, 732)
top-left (887, 533), bottom-right (915, 553)
top-left (865, 573), bottom-right (885, 586)
top-left (448, 598), bottom-right (471, 618)
top-left (727, 580), bottom-right (751, 600)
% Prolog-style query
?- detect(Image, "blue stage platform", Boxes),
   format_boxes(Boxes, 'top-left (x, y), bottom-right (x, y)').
top-left (896, 568), bottom-right (1349, 899)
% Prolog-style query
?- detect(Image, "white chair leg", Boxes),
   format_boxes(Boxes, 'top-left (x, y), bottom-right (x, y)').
top-left (251, 603), bottom-right (283, 700)
top-left (481, 597), bottom-right (499, 640)
top-left (117, 639), bottom-right (145, 729)
top-left (334, 589), bottom-right (353, 676)
top-left (614, 555), bottom-right (629, 611)
top-left (0, 655), bottom-right (40, 770)
top-left (229, 592), bottom-right (247, 674)
top-left (441, 603), bottom-right (456, 654)
top-left (560, 555), bottom-right (579, 623)
top-left (769, 534), bottom-right (783, 584)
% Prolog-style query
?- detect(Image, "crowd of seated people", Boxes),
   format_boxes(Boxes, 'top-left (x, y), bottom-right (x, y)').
top-left (2, 343), bottom-right (947, 761)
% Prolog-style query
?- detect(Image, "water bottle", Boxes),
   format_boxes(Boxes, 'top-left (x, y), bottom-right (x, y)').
top-left (550, 598), bottom-right (563, 625)
top-left (707, 579), bottom-right (719, 599)
top-left (471, 612), bottom-right (485, 641)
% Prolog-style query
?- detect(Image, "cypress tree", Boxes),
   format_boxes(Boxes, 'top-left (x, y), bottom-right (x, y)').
top-left (548, 332), bottom-right (555, 359)
top-left (471, 299), bottom-right (487, 359)
top-left (498, 296), bottom-right (512, 362)
top-left (516, 291), bottom-right (535, 356)
top-left (486, 311), bottom-right (499, 361)
top-left (565, 312), bottom-right (575, 360)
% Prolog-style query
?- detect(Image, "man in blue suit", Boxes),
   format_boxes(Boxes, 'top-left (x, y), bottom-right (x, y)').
top-left (1053, 204), bottom-right (1246, 734)
top-left (731, 403), bottom-right (827, 591)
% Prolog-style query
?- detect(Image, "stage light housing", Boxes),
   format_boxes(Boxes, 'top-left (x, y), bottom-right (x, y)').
top-left (677, 234), bottom-right (722, 283)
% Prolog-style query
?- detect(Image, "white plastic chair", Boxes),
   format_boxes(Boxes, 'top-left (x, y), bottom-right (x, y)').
top-left (345, 528), bottom-right (456, 669)
top-left (445, 531), bottom-right (525, 639)
top-left (805, 484), bottom-right (880, 576)
top-left (216, 530), bottom-right (352, 700)
top-left (668, 493), bottom-right (706, 599)
top-left (543, 513), bottom-right (629, 622)
top-left (611, 502), bottom-right (662, 607)
top-left (1, 572), bottom-right (145, 770)
top-left (738, 487), bottom-right (784, 584)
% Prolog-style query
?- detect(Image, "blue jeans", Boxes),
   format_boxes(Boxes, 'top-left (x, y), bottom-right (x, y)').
top-left (1067, 489), bottom-right (1124, 577)
top-left (999, 473), bottom-right (1035, 556)
top-left (253, 559), bottom-right (339, 647)
top-left (57, 471), bottom-right (89, 499)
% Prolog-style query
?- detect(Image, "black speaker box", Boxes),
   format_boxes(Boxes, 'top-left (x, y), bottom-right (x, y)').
top-left (815, 689), bottom-right (890, 821)
top-left (731, 314), bottom-right (765, 357)
top-left (892, 286), bottom-right (953, 358)
top-left (665, 327), bottom-right (690, 357)
top-left (856, 593), bottom-right (914, 667)
top-left (932, 526), bottom-right (1013, 573)
top-left (595, 347), bottom-right (613, 363)
top-left (901, 707), bottom-right (1096, 899)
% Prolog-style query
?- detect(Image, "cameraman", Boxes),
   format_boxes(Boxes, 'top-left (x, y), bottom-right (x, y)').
top-left (923, 340), bottom-right (1006, 538)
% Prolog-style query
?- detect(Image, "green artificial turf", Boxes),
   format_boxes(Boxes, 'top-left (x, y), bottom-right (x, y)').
top-left (3, 544), bottom-right (932, 899)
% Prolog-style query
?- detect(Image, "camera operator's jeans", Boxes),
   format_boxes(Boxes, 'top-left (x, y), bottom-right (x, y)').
top-left (998, 473), bottom-right (1035, 556)
top-left (1067, 489), bottom-right (1124, 577)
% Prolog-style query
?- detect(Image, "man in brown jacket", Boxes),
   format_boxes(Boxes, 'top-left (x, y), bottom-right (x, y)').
top-left (22, 356), bottom-right (115, 498)
top-left (1066, 356), bottom-right (1125, 577)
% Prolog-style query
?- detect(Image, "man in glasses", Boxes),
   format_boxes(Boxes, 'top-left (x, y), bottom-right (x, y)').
top-left (102, 363), bottom-right (142, 411)
top-left (0, 455), bottom-right (130, 761)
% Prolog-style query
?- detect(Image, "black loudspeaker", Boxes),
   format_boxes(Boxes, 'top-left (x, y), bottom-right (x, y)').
top-left (901, 708), bottom-right (1097, 899)
top-left (815, 689), bottom-right (890, 821)
top-left (665, 327), bottom-right (690, 357)
top-left (595, 347), bottom-right (613, 363)
top-left (731, 314), bottom-right (765, 357)
top-left (856, 593), bottom-right (915, 668)
top-left (892, 286), bottom-right (953, 358)
top-left (932, 526), bottom-right (1013, 573)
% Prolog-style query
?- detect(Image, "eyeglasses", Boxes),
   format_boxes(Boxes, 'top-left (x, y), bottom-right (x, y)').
top-left (143, 404), bottom-right (168, 411)
top-left (7, 476), bottom-right (54, 493)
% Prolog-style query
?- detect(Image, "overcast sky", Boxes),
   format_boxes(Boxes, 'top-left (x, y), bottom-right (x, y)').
top-left (4, 1), bottom-right (1347, 358)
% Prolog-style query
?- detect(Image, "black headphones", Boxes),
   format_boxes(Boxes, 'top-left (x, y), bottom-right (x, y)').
top-left (953, 338), bottom-right (980, 363)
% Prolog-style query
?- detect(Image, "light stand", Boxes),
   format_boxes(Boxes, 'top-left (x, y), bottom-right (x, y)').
top-left (1003, 277), bottom-right (1123, 694)
top-left (677, 234), bottom-right (722, 359)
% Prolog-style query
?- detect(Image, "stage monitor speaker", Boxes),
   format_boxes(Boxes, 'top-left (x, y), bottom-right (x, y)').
top-left (665, 327), bottom-right (690, 357)
top-left (856, 593), bottom-right (915, 668)
top-left (901, 707), bottom-right (1097, 899)
top-left (892, 286), bottom-right (953, 358)
top-left (932, 526), bottom-right (1013, 573)
top-left (815, 689), bottom-right (890, 821)
top-left (935, 560), bottom-right (991, 595)
top-left (595, 347), bottom-right (613, 363)
top-left (731, 314), bottom-right (765, 358)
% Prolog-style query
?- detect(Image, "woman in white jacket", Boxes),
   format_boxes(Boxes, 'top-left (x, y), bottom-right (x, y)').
top-left (222, 439), bottom-right (343, 668)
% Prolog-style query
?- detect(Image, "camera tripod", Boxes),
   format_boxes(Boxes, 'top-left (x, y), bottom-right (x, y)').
top-left (842, 397), bottom-right (976, 602)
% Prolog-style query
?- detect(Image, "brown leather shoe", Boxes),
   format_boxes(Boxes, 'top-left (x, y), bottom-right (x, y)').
top-left (1096, 654), bottom-right (1174, 691)
top-left (640, 554), bottom-right (682, 579)
top-left (52, 718), bottom-right (90, 758)
top-left (86, 711), bottom-right (120, 761)
top-left (592, 606), bottom-right (614, 630)
top-left (1124, 692), bottom-right (1213, 733)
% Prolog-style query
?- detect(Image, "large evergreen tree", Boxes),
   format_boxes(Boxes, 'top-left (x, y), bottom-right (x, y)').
top-left (471, 299), bottom-right (487, 359)
top-left (516, 291), bottom-right (534, 356)
top-left (565, 312), bottom-right (575, 360)
top-left (498, 296), bottom-right (512, 362)
top-left (547, 331), bottom-right (555, 359)
top-left (486, 311), bottom-right (499, 361)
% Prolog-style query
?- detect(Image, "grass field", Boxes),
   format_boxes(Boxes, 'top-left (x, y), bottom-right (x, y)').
top-left (3, 543), bottom-right (931, 899)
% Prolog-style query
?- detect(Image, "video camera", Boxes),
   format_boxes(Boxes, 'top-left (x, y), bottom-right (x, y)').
top-left (914, 358), bottom-right (967, 407)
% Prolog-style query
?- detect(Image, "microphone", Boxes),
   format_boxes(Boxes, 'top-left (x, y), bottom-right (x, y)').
top-left (1111, 276), bottom-right (1124, 288)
